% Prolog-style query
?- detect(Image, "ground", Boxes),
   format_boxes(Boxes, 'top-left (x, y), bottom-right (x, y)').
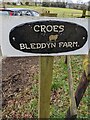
top-left (2, 57), bottom-right (39, 118)
top-left (2, 56), bottom-right (88, 119)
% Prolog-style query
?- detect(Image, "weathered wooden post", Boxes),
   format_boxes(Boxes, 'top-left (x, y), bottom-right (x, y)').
top-left (67, 56), bottom-right (77, 118)
top-left (38, 56), bottom-right (54, 118)
top-left (65, 54), bottom-right (90, 119)
top-left (38, 11), bottom-right (57, 118)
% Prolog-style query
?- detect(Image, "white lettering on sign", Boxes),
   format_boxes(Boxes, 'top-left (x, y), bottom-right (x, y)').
top-left (33, 25), bottom-right (65, 33)
top-left (19, 42), bottom-right (79, 50)
top-left (59, 42), bottom-right (79, 48)
top-left (20, 43), bottom-right (56, 50)
top-left (33, 25), bottom-right (40, 32)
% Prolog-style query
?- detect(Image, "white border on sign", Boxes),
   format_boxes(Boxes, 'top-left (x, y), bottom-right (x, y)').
top-left (1, 16), bottom-right (89, 57)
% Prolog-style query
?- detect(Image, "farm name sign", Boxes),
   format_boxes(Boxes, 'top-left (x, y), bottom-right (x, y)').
top-left (9, 20), bottom-right (87, 54)
top-left (18, 24), bottom-right (79, 51)
top-left (1, 17), bottom-right (88, 56)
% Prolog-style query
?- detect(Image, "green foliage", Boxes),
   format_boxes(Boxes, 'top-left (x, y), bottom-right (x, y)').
top-left (24, 99), bottom-right (38, 117)
top-left (42, 2), bottom-right (66, 8)
top-left (7, 2), bottom-right (11, 5)
top-left (50, 56), bottom-right (88, 118)
top-left (42, 2), bottom-right (50, 7)
top-left (52, 57), bottom-right (68, 91)
top-left (12, 2), bottom-right (16, 6)
top-left (25, 2), bottom-right (29, 6)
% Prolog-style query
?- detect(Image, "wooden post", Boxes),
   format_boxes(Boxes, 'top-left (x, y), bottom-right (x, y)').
top-left (38, 11), bottom-right (56, 119)
top-left (81, 9), bottom-right (86, 18)
top-left (83, 55), bottom-right (90, 77)
top-left (38, 56), bottom-right (54, 118)
top-left (67, 56), bottom-right (77, 117)
top-left (65, 53), bottom-right (90, 119)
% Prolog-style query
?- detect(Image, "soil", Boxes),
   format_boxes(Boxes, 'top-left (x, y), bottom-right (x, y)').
top-left (2, 57), bottom-right (39, 115)
top-left (2, 56), bottom-right (88, 119)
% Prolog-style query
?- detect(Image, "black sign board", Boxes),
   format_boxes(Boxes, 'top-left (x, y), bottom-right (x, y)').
top-left (9, 20), bottom-right (88, 54)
